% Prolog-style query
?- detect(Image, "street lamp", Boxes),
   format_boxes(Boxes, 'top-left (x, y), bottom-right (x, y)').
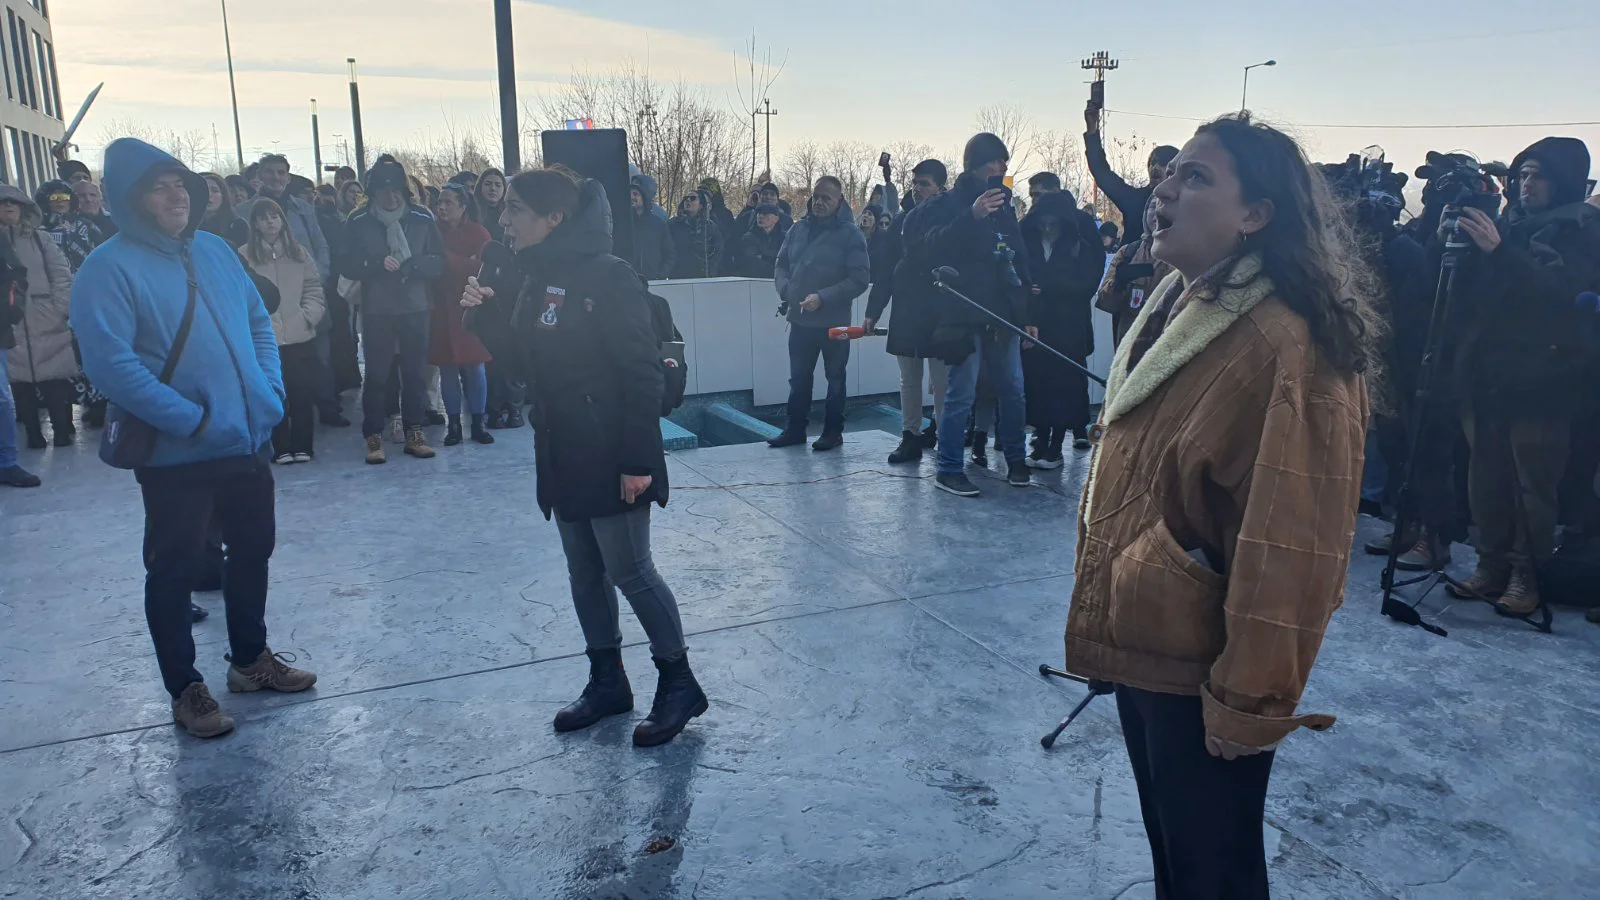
top-left (1242, 59), bottom-right (1276, 111)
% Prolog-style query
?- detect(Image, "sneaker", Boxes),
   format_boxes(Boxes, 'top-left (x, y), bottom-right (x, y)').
top-left (1007, 459), bottom-right (1032, 487)
top-left (887, 431), bottom-right (923, 464)
top-left (387, 415), bottom-right (405, 444)
top-left (503, 407), bottom-right (525, 429)
top-left (273, 452), bottom-right (296, 465)
top-left (1029, 449), bottom-right (1064, 470)
top-left (812, 431), bottom-right (842, 452)
top-left (970, 431), bottom-right (989, 468)
top-left (404, 427), bottom-right (436, 459)
top-left (0, 465), bottom-right (41, 488)
top-left (1447, 564), bottom-right (1509, 600)
top-left (227, 648), bottom-right (318, 693)
top-left (1072, 428), bottom-right (1093, 450)
top-left (365, 434), bottom-right (387, 465)
top-left (485, 410), bottom-right (509, 430)
top-left (767, 430), bottom-right (807, 449)
top-left (172, 682), bottom-right (234, 738)
top-left (1494, 568), bottom-right (1542, 617)
top-left (935, 472), bottom-right (981, 497)
top-left (292, 452), bottom-right (312, 464)
top-left (190, 603), bottom-right (209, 623)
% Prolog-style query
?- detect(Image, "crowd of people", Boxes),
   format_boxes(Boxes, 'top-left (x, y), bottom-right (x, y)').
top-left (1, 96), bottom-right (1597, 900)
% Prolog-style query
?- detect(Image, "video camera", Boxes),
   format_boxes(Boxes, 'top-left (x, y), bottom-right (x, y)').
top-left (1319, 146), bottom-right (1406, 230)
top-left (1414, 151), bottom-right (1508, 248)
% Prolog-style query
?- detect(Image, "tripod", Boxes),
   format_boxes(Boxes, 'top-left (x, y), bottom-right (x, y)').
top-left (1379, 226), bottom-right (1553, 634)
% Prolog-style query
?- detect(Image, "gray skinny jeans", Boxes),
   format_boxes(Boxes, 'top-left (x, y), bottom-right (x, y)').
top-left (555, 506), bottom-right (687, 660)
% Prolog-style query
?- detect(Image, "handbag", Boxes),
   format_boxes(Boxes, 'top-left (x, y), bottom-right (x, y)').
top-left (98, 255), bottom-right (199, 470)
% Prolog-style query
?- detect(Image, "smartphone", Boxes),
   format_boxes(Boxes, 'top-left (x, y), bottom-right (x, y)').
top-left (878, 151), bottom-right (891, 169)
top-left (1089, 80), bottom-right (1105, 110)
top-left (986, 175), bottom-right (1014, 192)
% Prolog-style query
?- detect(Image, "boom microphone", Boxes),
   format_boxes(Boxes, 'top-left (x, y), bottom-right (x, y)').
top-left (930, 266), bottom-right (1108, 387)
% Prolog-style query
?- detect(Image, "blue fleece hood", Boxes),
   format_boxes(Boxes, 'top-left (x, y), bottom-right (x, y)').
top-left (102, 138), bottom-right (208, 254)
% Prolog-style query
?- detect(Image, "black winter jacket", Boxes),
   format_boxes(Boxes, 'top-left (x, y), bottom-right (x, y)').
top-left (480, 179), bottom-right (668, 522)
top-left (775, 200), bottom-right (870, 330)
top-left (338, 205), bottom-right (446, 316)
top-left (669, 214), bottom-right (722, 279)
top-left (1085, 130), bottom-right (1152, 248)
top-left (1020, 192), bottom-right (1104, 360)
top-left (628, 208), bottom-right (676, 281)
top-left (738, 222), bottom-right (788, 279)
top-left (903, 172), bottom-right (1033, 333)
top-left (866, 207), bottom-right (940, 359)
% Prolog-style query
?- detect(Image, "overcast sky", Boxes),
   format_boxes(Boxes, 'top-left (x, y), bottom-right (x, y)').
top-left (53, 0), bottom-right (1599, 193)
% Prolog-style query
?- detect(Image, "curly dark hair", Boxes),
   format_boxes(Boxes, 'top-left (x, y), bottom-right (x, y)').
top-left (1198, 113), bottom-right (1385, 376)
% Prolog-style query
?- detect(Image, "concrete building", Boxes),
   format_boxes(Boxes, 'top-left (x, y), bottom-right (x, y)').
top-left (0, 0), bottom-right (63, 192)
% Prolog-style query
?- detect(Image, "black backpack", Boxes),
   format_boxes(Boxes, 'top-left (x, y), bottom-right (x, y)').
top-left (644, 281), bottom-right (688, 417)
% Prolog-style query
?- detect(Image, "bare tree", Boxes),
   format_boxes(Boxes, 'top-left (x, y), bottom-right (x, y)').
top-left (974, 102), bottom-right (1036, 171)
top-left (882, 140), bottom-right (935, 196)
top-left (819, 140), bottom-right (877, 212)
top-left (728, 33), bottom-right (786, 192)
top-left (98, 118), bottom-right (211, 171)
top-left (780, 139), bottom-right (821, 202)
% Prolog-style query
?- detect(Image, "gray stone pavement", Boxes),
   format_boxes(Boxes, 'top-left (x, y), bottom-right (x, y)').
top-left (1, 424), bottom-right (1596, 899)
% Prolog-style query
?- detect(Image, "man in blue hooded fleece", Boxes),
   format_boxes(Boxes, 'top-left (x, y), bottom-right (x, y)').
top-left (70, 138), bottom-right (318, 739)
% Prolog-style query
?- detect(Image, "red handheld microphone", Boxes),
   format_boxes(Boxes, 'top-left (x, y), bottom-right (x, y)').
top-left (828, 326), bottom-right (888, 341)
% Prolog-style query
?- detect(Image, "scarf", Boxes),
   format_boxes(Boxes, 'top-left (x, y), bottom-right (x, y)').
top-left (370, 201), bottom-right (412, 265)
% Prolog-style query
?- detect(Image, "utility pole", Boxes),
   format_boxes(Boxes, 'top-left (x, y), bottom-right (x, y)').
top-left (347, 58), bottom-right (367, 178)
top-left (493, 0), bottom-right (519, 172)
top-left (220, 0), bottom-right (245, 173)
top-left (755, 97), bottom-right (777, 181)
top-left (310, 99), bottom-right (323, 184)
top-left (1079, 50), bottom-right (1119, 209)
top-left (635, 103), bottom-right (657, 170)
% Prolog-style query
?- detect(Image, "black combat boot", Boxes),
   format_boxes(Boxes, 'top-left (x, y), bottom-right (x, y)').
top-left (471, 414), bottom-right (495, 444)
top-left (887, 430), bottom-right (922, 464)
top-left (443, 416), bottom-right (464, 447)
top-left (633, 654), bottom-right (708, 747)
top-left (553, 648), bottom-right (634, 733)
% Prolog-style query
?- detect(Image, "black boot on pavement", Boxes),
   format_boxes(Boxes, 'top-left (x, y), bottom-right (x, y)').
top-left (0, 465), bottom-right (40, 487)
top-left (554, 648), bottom-right (634, 733)
top-left (921, 419), bottom-right (938, 449)
top-left (443, 416), bottom-right (464, 446)
top-left (633, 654), bottom-right (708, 747)
top-left (471, 414), bottom-right (495, 444)
top-left (767, 430), bottom-right (807, 449)
top-left (970, 431), bottom-right (989, 468)
top-left (812, 431), bottom-right (843, 452)
top-left (888, 431), bottom-right (923, 464)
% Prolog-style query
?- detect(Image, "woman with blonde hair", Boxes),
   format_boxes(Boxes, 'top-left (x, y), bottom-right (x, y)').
top-left (242, 198), bottom-right (325, 463)
top-left (1063, 113), bottom-right (1380, 899)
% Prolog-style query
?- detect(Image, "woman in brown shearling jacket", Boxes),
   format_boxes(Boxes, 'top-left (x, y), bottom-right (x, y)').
top-left (1063, 114), bottom-right (1381, 900)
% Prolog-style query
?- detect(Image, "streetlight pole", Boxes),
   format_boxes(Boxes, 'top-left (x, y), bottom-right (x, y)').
top-left (310, 99), bottom-right (323, 184)
top-left (219, 0), bottom-right (245, 173)
top-left (1241, 59), bottom-right (1276, 111)
top-left (493, 0), bottom-right (520, 172)
top-left (347, 58), bottom-right (367, 178)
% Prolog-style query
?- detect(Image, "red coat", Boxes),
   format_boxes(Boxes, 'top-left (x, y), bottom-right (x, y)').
top-left (429, 219), bottom-right (494, 367)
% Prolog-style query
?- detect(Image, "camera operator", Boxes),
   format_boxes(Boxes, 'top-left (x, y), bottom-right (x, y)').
top-left (462, 169), bottom-right (706, 747)
top-left (1442, 138), bottom-right (1600, 615)
top-left (903, 133), bottom-right (1035, 496)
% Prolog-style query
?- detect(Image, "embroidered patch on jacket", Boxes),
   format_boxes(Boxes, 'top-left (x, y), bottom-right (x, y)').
top-left (1129, 287), bottom-right (1146, 310)
top-left (537, 287), bottom-right (565, 329)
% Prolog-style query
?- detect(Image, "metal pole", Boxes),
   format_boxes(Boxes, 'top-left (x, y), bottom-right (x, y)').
top-left (493, 0), bottom-right (519, 172)
top-left (1241, 68), bottom-right (1250, 111)
top-left (764, 98), bottom-right (773, 178)
top-left (220, 0), bottom-right (245, 172)
top-left (310, 99), bottom-right (323, 184)
top-left (347, 58), bottom-right (367, 178)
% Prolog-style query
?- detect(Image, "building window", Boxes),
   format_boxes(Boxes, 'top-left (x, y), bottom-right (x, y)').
top-left (0, 23), bottom-right (11, 103)
top-left (9, 12), bottom-right (34, 111)
top-left (20, 128), bottom-right (37, 190)
top-left (5, 128), bottom-right (20, 190)
top-left (45, 40), bottom-right (58, 117)
top-left (34, 132), bottom-right (48, 184)
top-left (39, 0), bottom-right (48, 20)
top-left (31, 31), bottom-right (51, 118)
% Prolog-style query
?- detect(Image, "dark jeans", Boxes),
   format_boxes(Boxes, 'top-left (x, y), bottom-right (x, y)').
top-left (137, 456), bottom-right (276, 698)
top-left (1115, 685), bottom-right (1275, 900)
top-left (272, 341), bottom-right (319, 456)
top-left (784, 325), bottom-right (849, 435)
top-left (326, 286), bottom-right (362, 394)
top-left (361, 311), bottom-right (430, 437)
top-left (555, 506), bottom-right (687, 660)
top-left (486, 360), bottom-right (525, 416)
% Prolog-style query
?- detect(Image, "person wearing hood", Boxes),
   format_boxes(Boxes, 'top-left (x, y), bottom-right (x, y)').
top-left (70, 138), bottom-right (316, 739)
top-left (632, 172), bottom-right (670, 223)
top-left (241, 198), bottom-right (325, 464)
top-left (697, 176), bottom-right (741, 274)
top-left (36, 179), bottom-right (104, 271)
top-left (627, 179), bottom-right (675, 281)
top-left (902, 132), bottom-right (1037, 496)
top-left (669, 190), bottom-right (723, 279)
top-left (340, 156), bottom-right (447, 464)
top-left (766, 176), bottom-right (871, 451)
top-left (2, 184), bottom-right (78, 449)
top-left (1020, 177), bottom-right (1107, 467)
top-left (0, 231), bottom-right (40, 487)
top-left (1441, 136), bottom-right (1600, 616)
top-left (737, 203), bottom-right (788, 278)
top-left (475, 168), bottom-right (508, 244)
top-left (865, 158), bottom-right (950, 465)
top-left (461, 168), bottom-right (707, 748)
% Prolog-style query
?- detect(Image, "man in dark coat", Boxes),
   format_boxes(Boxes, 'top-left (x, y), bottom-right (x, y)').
top-left (735, 181), bottom-right (793, 235)
top-left (627, 181), bottom-right (675, 280)
top-left (767, 176), bottom-right (870, 451)
top-left (1442, 136), bottom-right (1600, 614)
top-left (668, 191), bottom-right (723, 279)
top-left (697, 177), bottom-right (741, 274)
top-left (1083, 103), bottom-right (1178, 249)
top-left (903, 133), bottom-right (1036, 496)
top-left (737, 204), bottom-right (788, 278)
top-left (1018, 182), bottom-right (1104, 467)
top-left (865, 158), bottom-right (949, 464)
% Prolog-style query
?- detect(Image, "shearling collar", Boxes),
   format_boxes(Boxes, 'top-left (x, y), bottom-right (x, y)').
top-left (1100, 254), bottom-right (1275, 425)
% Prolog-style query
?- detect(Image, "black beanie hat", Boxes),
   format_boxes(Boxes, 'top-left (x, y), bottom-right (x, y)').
top-left (365, 157), bottom-right (409, 196)
top-left (58, 159), bottom-right (90, 181)
top-left (1512, 137), bottom-right (1592, 208)
top-left (963, 132), bottom-right (1010, 173)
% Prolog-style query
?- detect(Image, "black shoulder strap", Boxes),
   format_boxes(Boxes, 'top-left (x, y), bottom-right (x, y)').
top-left (156, 249), bottom-right (199, 385)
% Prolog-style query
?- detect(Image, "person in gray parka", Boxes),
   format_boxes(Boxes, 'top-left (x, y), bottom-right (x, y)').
top-left (767, 175), bottom-right (870, 452)
top-left (0, 184), bottom-right (77, 448)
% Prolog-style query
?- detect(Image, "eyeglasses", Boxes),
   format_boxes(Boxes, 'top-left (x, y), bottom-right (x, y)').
top-left (47, 193), bottom-right (71, 203)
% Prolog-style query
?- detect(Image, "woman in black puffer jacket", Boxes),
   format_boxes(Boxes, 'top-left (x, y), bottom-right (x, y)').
top-left (462, 168), bottom-right (706, 748)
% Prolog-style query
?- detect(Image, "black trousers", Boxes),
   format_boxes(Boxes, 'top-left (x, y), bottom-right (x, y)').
top-left (361, 311), bottom-right (429, 437)
top-left (12, 378), bottom-right (74, 435)
top-left (137, 455), bottom-right (276, 698)
top-left (272, 341), bottom-right (319, 456)
top-left (1115, 685), bottom-right (1275, 900)
top-left (785, 325), bottom-right (849, 434)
